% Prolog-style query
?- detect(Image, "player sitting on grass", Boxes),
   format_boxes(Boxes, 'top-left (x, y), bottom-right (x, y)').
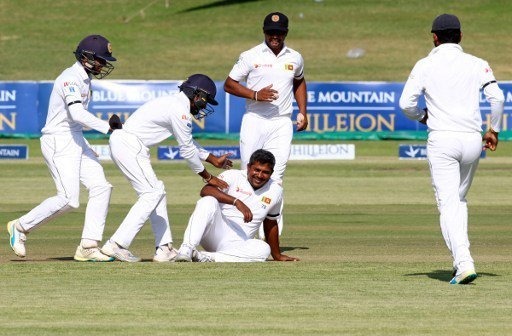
top-left (176, 149), bottom-right (299, 262)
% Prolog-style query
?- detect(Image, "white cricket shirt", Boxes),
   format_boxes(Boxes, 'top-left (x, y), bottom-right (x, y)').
top-left (228, 42), bottom-right (304, 118)
top-left (123, 92), bottom-right (209, 173)
top-left (217, 169), bottom-right (283, 239)
top-left (400, 43), bottom-right (504, 132)
top-left (42, 62), bottom-right (110, 135)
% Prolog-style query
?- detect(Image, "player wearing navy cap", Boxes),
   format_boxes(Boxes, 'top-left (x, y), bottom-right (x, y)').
top-left (400, 14), bottom-right (504, 284)
top-left (224, 12), bottom-right (308, 239)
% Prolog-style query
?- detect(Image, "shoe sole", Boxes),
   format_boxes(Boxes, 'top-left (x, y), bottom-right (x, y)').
top-left (450, 272), bottom-right (477, 285)
top-left (73, 255), bottom-right (115, 262)
top-left (7, 221), bottom-right (25, 258)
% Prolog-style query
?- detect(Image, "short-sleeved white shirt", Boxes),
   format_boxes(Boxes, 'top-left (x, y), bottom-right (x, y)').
top-left (228, 42), bottom-right (304, 118)
top-left (42, 62), bottom-right (110, 135)
top-left (400, 44), bottom-right (503, 132)
top-left (217, 169), bottom-right (283, 239)
top-left (123, 92), bottom-right (209, 173)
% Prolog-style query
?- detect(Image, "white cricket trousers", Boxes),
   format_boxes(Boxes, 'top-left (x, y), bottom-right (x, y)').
top-left (182, 196), bottom-right (271, 262)
top-left (427, 131), bottom-right (482, 273)
top-left (108, 130), bottom-right (172, 248)
top-left (240, 113), bottom-right (292, 237)
top-left (19, 133), bottom-right (112, 242)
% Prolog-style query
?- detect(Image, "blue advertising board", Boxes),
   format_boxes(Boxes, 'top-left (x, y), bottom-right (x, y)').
top-left (1, 80), bottom-right (512, 137)
top-left (0, 144), bottom-right (29, 159)
top-left (157, 146), bottom-right (241, 160)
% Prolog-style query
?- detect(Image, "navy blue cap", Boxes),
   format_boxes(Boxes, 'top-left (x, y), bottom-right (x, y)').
top-left (431, 14), bottom-right (461, 32)
top-left (263, 12), bottom-right (288, 32)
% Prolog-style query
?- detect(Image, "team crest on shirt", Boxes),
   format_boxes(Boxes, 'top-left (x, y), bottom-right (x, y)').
top-left (285, 64), bottom-right (293, 71)
top-left (261, 196), bottom-right (271, 204)
top-left (181, 114), bottom-right (188, 120)
top-left (236, 187), bottom-right (252, 196)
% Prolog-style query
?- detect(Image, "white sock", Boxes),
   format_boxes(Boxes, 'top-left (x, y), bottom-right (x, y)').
top-left (80, 239), bottom-right (98, 249)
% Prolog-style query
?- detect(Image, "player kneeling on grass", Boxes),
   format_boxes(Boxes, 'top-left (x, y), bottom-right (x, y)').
top-left (100, 74), bottom-right (232, 263)
top-left (176, 149), bottom-right (299, 262)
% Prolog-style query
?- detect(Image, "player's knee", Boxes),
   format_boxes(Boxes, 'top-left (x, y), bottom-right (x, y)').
top-left (139, 181), bottom-right (166, 204)
top-left (197, 196), bottom-right (218, 207)
top-left (88, 181), bottom-right (113, 198)
top-left (248, 239), bottom-right (270, 261)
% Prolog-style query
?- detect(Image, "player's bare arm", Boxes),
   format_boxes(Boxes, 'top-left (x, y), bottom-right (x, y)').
top-left (263, 218), bottom-right (299, 261)
top-left (200, 185), bottom-right (253, 222)
top-left (224, 77), bottom-right (278, 102)
top-left (293, 77), bottom-right (308, 131)
top-left (199, 170), bottom-right (229, 189)
top-left (205, 153), bottom-right (233, 169)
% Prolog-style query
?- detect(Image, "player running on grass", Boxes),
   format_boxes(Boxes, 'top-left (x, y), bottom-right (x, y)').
top-left (7, 35), bottom-right (119, 262)
top-left (399, 14), bottom-right (504, 284)
top-left (176, 149), bottom-right (299, 262)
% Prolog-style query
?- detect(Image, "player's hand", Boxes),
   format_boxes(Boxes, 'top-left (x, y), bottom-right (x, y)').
top-left (483, 129), bottom-right (499, 151)
top-left (296, 113), bottom-right (308, 132)
top-left (256, 84), bottom-right (279, 102)
top-left (274, 254), bottom-right (300, 262)
top-left (234, 200), bottom-right (253, 222)
top-left (209, 153), bottom-right (233, 169)
top-left (108, 114), bottom-right (123, 130)
top-left (207, 175), bottom-right (229, 190)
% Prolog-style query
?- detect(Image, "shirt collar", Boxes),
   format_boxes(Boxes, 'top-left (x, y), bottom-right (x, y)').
top-left (73, 61), bottom-right (91, 81)
top-left (429, 43), bottom-right (463, 56)
top-left (260, 41), bottom-right (289, 57)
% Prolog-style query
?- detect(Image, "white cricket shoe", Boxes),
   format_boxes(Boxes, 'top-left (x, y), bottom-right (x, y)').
top-left (7, 219), bottom-right (26, 258)
top-left (101, 240), bottom-right (141, 262)
top-left (153, 244), bottom-right (178, 262)
top-left (450, 269), bottom-right (477, 285)
top-left (175, 243), bottom-right (194, 262)
top-left (74, 246), bottom-right (115, 262)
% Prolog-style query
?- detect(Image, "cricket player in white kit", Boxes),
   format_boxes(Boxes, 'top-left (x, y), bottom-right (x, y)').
top-left (399, 14), bottom-right (504, 284)
top-left (100, 74), bottom-right (233, 262)
top-left (224, 12), bottom-right (308, 238)
top-left (7, 35), bottom-right (118, 262)
top-left (176, 149), bottom-right (299, 262)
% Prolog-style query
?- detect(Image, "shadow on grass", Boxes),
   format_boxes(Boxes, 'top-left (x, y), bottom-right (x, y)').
top-left (404, 269), bottom-right (499, 283)
top-left (179, 0), bottom-right (263, 13)
top-left (280, 246), bottom-right (309, 252)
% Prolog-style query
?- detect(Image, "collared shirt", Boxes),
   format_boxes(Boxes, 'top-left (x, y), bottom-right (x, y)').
top-left (42, 62), bottom-right (110, 135)
top-left (217, 169), bottom-right (283, 239)
top-left (399, 43), bottom-right (504, 132)
top-left (123, 92), bottom-right (209, 173)
top-left (228, 42), bottom-right (304, 118)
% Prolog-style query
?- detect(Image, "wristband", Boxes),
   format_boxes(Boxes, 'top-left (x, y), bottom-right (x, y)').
top-left (254, 90), bottom-right (258, 101)
top-left (233, 198), bottom-right (238, 206)
top-left (489, 128), bottom-right (499, 136)
top-left (202, 173), bottom-right (212, 183)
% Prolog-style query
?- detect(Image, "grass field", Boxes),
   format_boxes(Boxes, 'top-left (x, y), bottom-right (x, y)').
top-left (1, 0), bottom-right (512, 81)
top-left (1, 140), bottom-right (512, 335)
top-left (2, 0), bottom-right (512, 334)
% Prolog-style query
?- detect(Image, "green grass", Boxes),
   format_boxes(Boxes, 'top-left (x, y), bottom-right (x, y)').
top-left (1, 0), bottom-right (512, 81)
top-left (2, 1), bottom-right (512, 334)
top-left (1, 140), bottom-right (512, 335)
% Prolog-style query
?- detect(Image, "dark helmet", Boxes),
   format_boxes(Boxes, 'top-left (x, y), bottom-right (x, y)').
top-left (179, 74), bottom-right (218, 119)
top-left (74, 35), bottom-right (116, 79)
